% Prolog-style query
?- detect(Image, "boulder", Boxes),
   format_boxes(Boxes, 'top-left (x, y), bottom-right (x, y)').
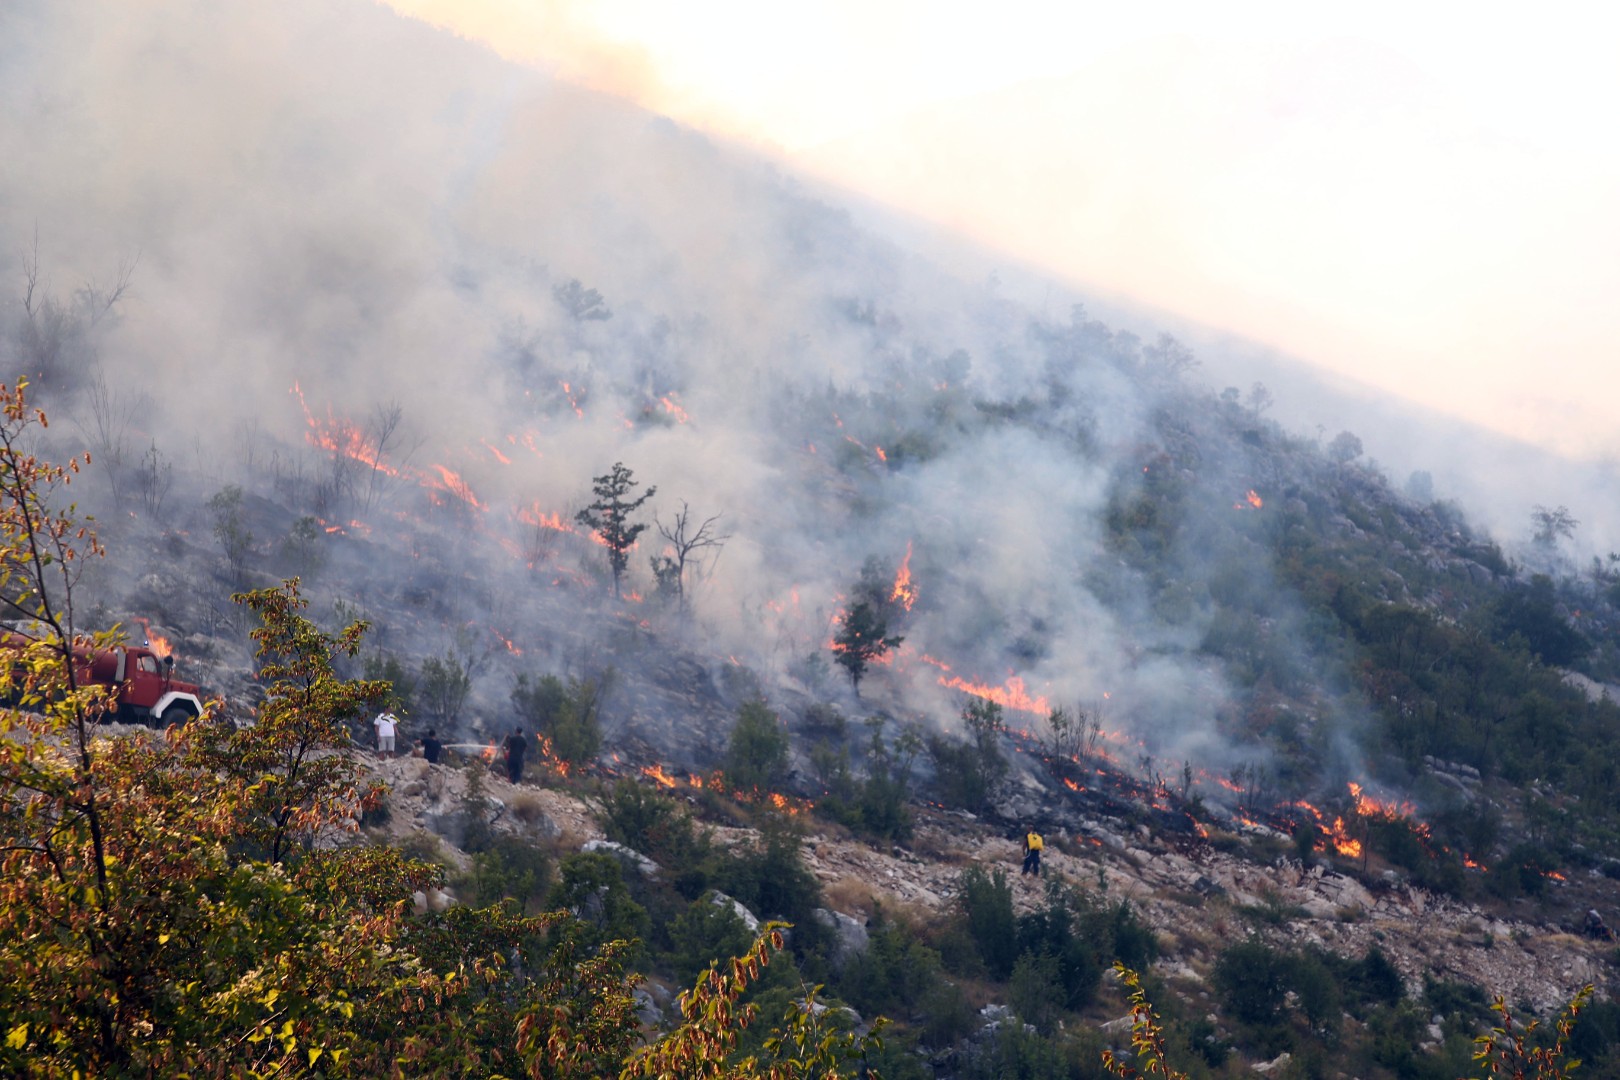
top-left (632, 988), bottom-right (663, 1028)
top-left (710, 891), bottom-right (760, 933)
top-left (813, 908), bottom-right (870, 968)
top-left (582, 839), bottom-right (660, 878)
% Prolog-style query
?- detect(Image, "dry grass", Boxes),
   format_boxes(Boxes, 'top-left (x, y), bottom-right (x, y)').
top-left (510, 790), bottom-right (548, 825)
top-left (824, 875), bottom-right (878, 918)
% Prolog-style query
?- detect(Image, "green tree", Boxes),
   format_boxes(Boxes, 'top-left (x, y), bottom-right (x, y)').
top-left (207, 483), bottom-right (254, 583)
top-left (576, 462), bottom-right (656, 599)
top-left (1327, 430), bottom-right (1364, 464)
top-left (831, 600), bottom-right (902, 693)
top-left (927, 698), bottom-right (1008, 812)
top-left (193, 579), bottom-right (389, 865)
top-left (418, 648), bottom-right (474, 724)
top-left (725, 698), bottom-right (790, 792)
top-left (955, 866), bottom-right (1018, 980)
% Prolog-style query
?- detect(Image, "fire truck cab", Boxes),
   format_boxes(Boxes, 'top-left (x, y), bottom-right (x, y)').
top-left (82, 644), bottom-right (205, 727)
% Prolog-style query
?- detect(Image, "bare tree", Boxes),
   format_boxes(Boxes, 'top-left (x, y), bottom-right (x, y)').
top-left (651, 500), bottom-right (730, 611)
top-left (133, 441), bottom-right (173, 515)
top-left (79, 374), bottom-right (148, 504)
top-left (18, 231), bottom-right (137, 391)
top-left (75, 251), bottom-right (138, 328)
top-left (362, 400), bottom-right (418, 511)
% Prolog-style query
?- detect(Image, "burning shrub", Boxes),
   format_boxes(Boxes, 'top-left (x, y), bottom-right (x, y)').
top-left (513, 671), bottom-right (607, 768)
top-left (1490, 841), bottom-right (1563, 899)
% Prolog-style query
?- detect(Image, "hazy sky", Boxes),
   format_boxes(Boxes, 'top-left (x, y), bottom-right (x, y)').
top-left (384, 0), bottom-right (1620, 461)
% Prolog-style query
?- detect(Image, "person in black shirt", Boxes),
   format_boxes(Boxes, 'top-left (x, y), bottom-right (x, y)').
top-left (504, 727), bottom-right (528, 784)
top-left (420, 729), bottom-right (442, 765)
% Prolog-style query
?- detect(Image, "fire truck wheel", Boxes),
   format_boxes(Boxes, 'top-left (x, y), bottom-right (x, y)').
top-left (161, 705), bottom-right (193, 728)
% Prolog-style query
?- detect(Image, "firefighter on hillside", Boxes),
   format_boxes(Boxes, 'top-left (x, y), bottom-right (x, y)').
top-left (1022, 826), bottom-right (1044, 877)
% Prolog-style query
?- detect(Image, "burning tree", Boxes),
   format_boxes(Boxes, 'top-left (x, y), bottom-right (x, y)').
top-left (575, 462), bottom-right (656, 599)
top-left (831, 600), bottom-right (902, 694)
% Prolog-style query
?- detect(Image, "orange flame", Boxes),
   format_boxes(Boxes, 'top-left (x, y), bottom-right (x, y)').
top-left (1234, 490), bottom-right (1263, 510)
top-left (1347, 782), bottom-right (1415, 820)
top-left (641, 763), bottom-right (678, 788)
top-left (425, 465), bottom-right (485, 511)
top-left (1328, 817), bottom-right (1362, 858)
top-left (290, 382), bottom-right (404, 478)
top-left (520, 505), bottom-right (576, 533)
top-left (939, 673), bottom-right (1049, 715)
top-left (890, 542), bottom-right (917, 612)
top-left (660, 396), bottom-right (690, 423)
top-left (560, 381), bottom-right (585, 419)
top-left (133, 616), bottom-right (174, 660)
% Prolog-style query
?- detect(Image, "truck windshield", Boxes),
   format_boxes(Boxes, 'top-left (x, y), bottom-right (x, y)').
top-left (136, 655), bottom-right (160, 674)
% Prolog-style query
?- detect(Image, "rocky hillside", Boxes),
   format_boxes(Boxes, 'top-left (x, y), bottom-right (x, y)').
top-left (358, 743), bottom-right (1619, 1076)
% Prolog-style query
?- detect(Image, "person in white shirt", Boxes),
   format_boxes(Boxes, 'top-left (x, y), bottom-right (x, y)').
top-left (373, 711), bottom-right (398, 757)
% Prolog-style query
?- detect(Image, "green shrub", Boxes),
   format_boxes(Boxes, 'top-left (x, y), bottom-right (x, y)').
top-left (1009, 951), bottom-right (1063, 1033)
top-left (956, 865), bottom-right (1018, 980)
top-left (667, 891), bottom-right (756, 987)
top-left (1212, 938), bottom-right (1291, 1028)
top-left (545, 852), bottom-right (650, 963)
top-left (707, 825), bottom-right (830, 966)
top-left (837, 911), bottom-right (944, 1020)
top-left (723, 698), bottom-right (790, 792)
top-left (927, 699), bottom-right (1008, 813)
top-left (458, 835), bottom-right (551, 912)
top-left (595, 779), bottom-right (711, 881)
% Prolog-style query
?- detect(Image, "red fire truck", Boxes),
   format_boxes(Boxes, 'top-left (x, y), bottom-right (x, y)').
top-left (4, 631), bottom-right (206, 727)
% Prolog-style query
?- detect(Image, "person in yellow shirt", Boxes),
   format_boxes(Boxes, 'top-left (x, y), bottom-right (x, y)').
top-left (1022, 827), bottom-right (1043, 877)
